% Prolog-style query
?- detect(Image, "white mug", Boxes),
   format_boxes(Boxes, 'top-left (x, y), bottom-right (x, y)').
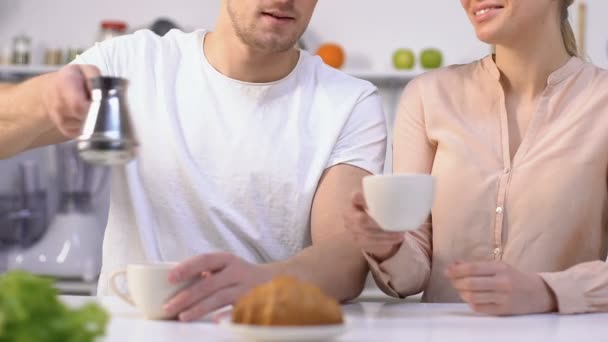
top-left (363, 174), bottom-right (436, 232)
top-left (110, 263), bottom-right (196, 320)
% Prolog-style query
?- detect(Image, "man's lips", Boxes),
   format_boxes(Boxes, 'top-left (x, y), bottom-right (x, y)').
top-left (261, 11), bottom-right (296, 22)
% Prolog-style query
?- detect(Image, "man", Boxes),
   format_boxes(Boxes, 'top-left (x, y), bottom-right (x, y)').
top-left (0, 0), bottom-right (386, 321)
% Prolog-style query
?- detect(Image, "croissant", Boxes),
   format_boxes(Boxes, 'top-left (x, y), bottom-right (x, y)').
top-left (232, 276), bottom-right (344, 326)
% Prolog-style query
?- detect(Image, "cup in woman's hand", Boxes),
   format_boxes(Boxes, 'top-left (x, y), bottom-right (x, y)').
top-left (362, 174), bottom-right (436, 232)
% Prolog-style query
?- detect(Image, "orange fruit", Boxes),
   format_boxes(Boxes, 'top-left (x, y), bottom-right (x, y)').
top-left (316, 43), bottom-right (345, 69)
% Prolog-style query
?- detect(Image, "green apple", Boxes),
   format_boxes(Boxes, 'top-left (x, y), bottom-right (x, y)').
top-left (393, 49), bottom-right (416, 70)
top-left (420, 48), bottom-right (443, 69)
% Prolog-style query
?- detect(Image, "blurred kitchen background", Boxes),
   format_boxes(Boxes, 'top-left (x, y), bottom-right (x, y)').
top-left (0, 0), bottom-right (606, 295)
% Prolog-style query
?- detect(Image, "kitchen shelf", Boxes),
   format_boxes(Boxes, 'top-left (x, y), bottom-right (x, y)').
top-left (0, 64), bottom-right (60, 76)
top-left (55, 279), bottom-right (97, 296)
top-left (0, 65), bottom-right (419, 86)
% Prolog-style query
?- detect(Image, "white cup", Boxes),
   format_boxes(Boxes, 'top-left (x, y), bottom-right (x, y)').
top-left (363, 174), bottom-right (436, 232)
top-left (111, 263), bottom-right (196, 320)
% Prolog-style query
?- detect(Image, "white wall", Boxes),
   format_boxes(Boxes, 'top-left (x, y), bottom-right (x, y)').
top-left (1, 0), bottom-right (607, 184)
top-left (1, 0), bottom-right (606, 69)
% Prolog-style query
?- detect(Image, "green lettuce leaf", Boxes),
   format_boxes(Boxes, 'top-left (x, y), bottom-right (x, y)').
top-left (0, 270), bottom-right (109, 342)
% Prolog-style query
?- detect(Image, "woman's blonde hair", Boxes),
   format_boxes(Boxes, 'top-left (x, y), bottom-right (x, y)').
top-left (561, 0), bottom-right (579, 57)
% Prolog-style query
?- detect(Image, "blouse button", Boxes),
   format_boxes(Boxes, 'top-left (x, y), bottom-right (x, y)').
top-left (496, 207), bottom-right (504, 214)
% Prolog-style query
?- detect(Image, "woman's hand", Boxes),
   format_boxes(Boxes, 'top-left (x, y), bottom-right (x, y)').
top-left (446, 261), bottom-right (558, 316)
top-left (344, 192), bottom-right (405, 262)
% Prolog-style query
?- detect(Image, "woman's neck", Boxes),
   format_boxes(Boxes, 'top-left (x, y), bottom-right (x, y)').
top-left (495, 25), bottom-right (572, 99)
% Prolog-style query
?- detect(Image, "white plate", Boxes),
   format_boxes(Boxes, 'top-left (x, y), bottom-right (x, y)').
top-left (219, 317), bottom-right (347, 341)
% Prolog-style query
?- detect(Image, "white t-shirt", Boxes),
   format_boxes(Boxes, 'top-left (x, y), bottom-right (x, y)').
top-left (75, 29), bottom-right (387, 295)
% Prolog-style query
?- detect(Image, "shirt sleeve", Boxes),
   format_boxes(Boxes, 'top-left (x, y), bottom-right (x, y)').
top-left (71, 42), bottom-right (112, 75)
top-left (72, 33), bottom-right (136, 77)
top-left (538, 166), bottom-right (608, 314)
top-left (365, 223), bottom-right (433, 297)
top-left (326, 91), bottom-right (387, 175)
top-left (539, 261), bottom-right (608, 314)
top-left (364, 79), bottom-right (437, 298)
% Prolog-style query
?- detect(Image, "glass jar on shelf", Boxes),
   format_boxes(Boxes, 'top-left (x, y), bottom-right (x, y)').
top-left (98, 21), bottom-right (128, 43)
top-left (65, 47), bottom-right (86, 64)
top-left (44, 48), bottom-right (64, 66)
top-left (12, 34), bottom-right (31, 65)
top-left (0, 44), bottom-right (11, 65)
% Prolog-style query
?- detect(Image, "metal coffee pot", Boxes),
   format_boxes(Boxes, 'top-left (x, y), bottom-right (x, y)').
top-left (77, 77), bottom-right (138, 165)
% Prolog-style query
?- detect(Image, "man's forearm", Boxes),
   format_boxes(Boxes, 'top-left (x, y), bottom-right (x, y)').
top-left (267, 232), bottom-right (368, 302)
top-left (0, 77), bottom-right (51, 158)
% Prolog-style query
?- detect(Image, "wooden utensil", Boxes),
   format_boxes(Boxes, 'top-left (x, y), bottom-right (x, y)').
top-left (578, 1), bottom-right (587, 56)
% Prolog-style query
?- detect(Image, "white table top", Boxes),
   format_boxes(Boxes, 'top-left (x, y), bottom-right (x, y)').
top-left (62, 295), bottom-right (608, 342)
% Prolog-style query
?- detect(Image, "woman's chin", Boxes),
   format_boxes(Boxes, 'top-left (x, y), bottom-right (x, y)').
top-left (475, 30), bottom-right (502, 46)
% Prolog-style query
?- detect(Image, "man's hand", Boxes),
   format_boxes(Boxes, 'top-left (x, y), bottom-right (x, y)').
top-left (42, 64), bottom-right (101, 138)
top-left (0, 64), bottom-right (101, 158)
top-left (446, 261), bottom-right (557, 316)
top-left (164, 253), bottom-right (276, 322)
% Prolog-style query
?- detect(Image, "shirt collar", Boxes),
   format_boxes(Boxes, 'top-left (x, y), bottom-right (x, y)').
top-left (481, 54), bottom-right (585, 85)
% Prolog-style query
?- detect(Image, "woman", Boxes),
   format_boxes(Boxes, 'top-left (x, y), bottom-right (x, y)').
top-left (346, 0), bottom-right (608, 315)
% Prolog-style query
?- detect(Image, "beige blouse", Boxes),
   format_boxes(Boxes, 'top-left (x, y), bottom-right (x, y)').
top-left (367, 55), bottom-right (608, 314)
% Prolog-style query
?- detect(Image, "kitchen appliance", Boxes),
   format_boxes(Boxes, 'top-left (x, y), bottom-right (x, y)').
top-left (150, 18), bottom-right (180, 36)
top-left (0, 161), bottom-right (47, 249)
top-left (7, 142), bottom-right (109, 281)
top-left (77, 76), bottom-right (138, 165)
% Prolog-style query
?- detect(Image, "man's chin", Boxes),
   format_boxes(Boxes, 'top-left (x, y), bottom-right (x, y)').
top-left (250, 31), bottom-right (301, 51)
top-left (253, 40), bottom-right (299, 53)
